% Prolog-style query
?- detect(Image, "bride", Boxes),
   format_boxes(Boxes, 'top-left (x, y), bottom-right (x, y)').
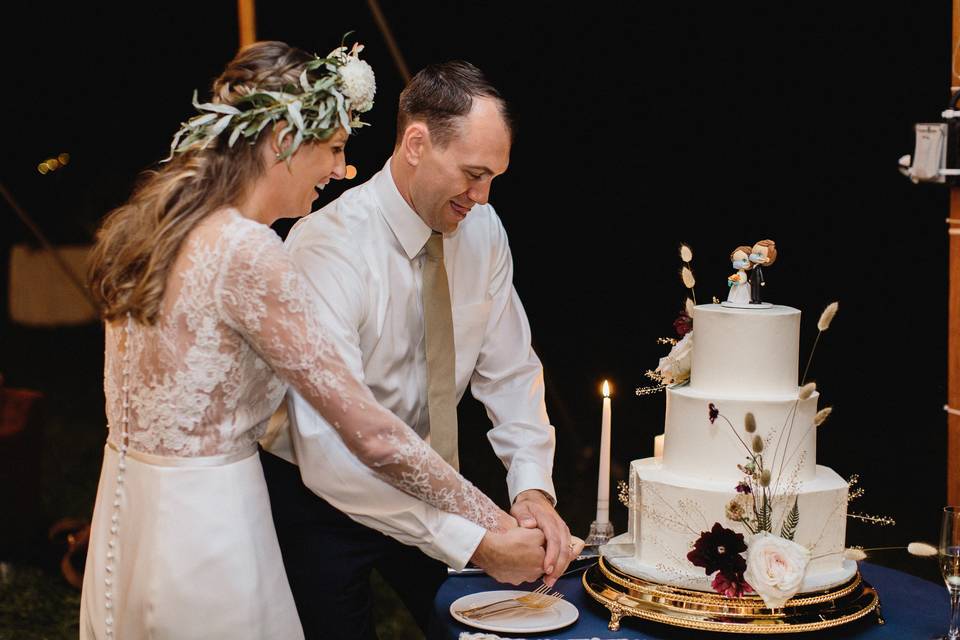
top-left (79, 40), bottom-right (541, 639)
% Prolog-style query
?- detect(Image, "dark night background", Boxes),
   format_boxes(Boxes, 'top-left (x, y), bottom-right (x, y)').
top-left (0, 1), bottom-right (953, 635)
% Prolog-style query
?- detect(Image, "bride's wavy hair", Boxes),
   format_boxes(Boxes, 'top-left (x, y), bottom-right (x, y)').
top-left (88, 41), bottom-right (316, 325)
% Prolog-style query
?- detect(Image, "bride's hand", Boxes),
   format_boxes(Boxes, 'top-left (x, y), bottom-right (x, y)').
top-left (495, 509), bottom-right (519, 531)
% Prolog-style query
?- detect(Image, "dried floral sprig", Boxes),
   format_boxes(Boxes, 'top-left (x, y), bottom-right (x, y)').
top-left (711, 404), bottom-right (776, 534)
top-left (801, 301), bottom-right (839, 385)
top-left (908, 542), bottom-right (938, 556)
top-left (818, 302), bottom-right (839, 332)
top-left (639, 367), bottom-right (669, 396)
top-left (656, 337), bottom-right (679, 346)
top-left (635, 383), bottom-right (668, 397)
top-left (744, 413), bottom-right (757, 433)
top-left (839, 542), bottom-right (936, 561)
top-left (677, 243), bottom-right (698, 304)
top-left (774, 384), bottom-right (823, 494)
top-left (844, 547), bottom-right (867, 561)
top-left (772, 301), bottom-right (840, 498)
top-left (617, 480), bottom-right (631, 508)
top-left (847, 512), bottom-right (897, 526)
top-left (685, 298), bottom-right (696, 317)
top-left (814, 407), bottom-right (833, 427)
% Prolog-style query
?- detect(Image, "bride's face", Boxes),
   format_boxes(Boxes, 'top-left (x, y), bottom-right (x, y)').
top-left (732, 250), bottom-right (750, 270)
top-left (265, 127), bottom-right (349, 219)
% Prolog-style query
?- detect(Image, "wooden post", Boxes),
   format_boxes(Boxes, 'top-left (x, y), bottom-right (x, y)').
top-left (950, 0), bottom-right (960, 505)
top-left (238, 0), bottom-right (256, 49)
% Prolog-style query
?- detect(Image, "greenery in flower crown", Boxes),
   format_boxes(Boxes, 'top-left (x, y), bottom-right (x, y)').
top-left (165, 40), bottom-right (376, 162)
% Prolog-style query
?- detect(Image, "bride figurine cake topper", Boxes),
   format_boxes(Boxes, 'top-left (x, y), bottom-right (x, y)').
top-left (722, 239), bottom-right (776, 309)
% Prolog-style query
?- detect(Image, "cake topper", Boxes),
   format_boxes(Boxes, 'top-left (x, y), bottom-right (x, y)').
top-left (724, 245), bottom-right (754, 307)
top-left (748, 239), bottom-right (777, 306)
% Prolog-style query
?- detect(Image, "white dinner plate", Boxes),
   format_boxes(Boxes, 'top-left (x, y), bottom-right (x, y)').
top-left (449, 589), bottom-right (579, 634)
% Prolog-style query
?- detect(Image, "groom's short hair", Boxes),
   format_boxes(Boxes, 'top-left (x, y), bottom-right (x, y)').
top-left (396, 61), bottom-right (513, 148)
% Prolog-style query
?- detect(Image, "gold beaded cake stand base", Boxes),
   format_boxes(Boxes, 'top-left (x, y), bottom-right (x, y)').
top-left (582, 556), bottom-right (883, 634)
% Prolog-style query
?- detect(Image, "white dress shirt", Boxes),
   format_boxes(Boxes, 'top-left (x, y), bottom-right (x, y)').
top-left (264, 158), bottom-right (556, 569)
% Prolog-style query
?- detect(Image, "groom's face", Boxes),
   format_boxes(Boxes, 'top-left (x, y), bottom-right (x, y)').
top-left (411, 97), bottom-right (511, 234)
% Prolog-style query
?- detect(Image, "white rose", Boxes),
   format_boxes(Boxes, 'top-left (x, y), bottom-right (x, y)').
top-left (339, 57), bottom-right (376, 113)
top-left (743, 532), bottom-right (812, 609)
top-left (655, 332), bottom-right (693, 384)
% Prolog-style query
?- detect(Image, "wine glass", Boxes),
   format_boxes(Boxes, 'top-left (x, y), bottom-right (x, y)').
top-left (940, 506), bottom-right (960, 640)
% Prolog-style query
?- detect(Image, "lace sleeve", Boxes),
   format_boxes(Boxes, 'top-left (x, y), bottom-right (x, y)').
top-left (216, 218), bottom-right (506, 532)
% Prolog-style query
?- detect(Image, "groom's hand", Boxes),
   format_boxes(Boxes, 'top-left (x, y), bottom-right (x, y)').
top-left (470, 527), bottom-right (546, 585)
top-left (511, 489), bottom-right (573, 587)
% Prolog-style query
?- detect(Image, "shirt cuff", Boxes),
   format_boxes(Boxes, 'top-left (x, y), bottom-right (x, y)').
top-left (506, 462), bottom-right (557, 506)
top-left (433, 515), bottom-right (487, 570)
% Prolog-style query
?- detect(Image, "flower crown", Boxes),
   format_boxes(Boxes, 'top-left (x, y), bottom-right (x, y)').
top-left (165, 41), bottom-right (376, 162)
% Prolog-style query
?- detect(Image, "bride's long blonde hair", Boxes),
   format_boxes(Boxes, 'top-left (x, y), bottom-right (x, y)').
top-left (88, 41), bottom-right (316, 324)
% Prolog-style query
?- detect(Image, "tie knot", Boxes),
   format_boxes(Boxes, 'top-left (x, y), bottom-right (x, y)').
top-left (425, 232), bottom-right (444, 261)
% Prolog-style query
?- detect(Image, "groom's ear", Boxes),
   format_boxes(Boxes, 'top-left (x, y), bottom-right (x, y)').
top-left (400, 122), bottom-right (429, 167)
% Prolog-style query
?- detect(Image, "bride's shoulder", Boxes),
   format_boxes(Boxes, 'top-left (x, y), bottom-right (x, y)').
top-left (191, 208), bottom-right (284, 252)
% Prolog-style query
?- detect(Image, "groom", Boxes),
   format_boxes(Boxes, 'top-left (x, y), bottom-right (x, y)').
top-left (260, 61), bottom-right (574, 639)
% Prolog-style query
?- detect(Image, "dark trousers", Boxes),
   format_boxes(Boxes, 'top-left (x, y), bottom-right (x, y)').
top-left (260, 448), bottom-right (448, 640)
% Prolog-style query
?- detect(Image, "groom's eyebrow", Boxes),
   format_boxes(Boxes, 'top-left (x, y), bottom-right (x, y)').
top-left (464, 165), bottom-right (494, 176)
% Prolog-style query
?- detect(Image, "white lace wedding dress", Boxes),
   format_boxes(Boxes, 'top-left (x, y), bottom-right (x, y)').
top-left (79, 209), bottom-right (503, 639)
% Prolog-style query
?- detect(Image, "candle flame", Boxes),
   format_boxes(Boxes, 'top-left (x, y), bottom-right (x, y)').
top-left (602, 380), bottom-right (610, 398)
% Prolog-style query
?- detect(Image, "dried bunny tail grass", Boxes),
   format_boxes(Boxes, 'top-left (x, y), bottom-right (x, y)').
top-left (814, 407), bottom-right (833, 426)
top-left (685, 297), bottom-right (695, 317)
top-left (818, 302), bottom-right (839, 331)
top-left (680, 244), bottom-right (693, 263)
top-left (799, 382), bottom-right (817, 400)
top-left (681, 266), bottom-right (696, 289)
top-left (908, 542), bottom-right (938, 557)
top-left (744, 412), bottom-right (757, 433)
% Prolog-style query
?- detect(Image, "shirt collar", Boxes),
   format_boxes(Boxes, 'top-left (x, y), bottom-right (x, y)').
top-left (372, 159), bottom-right (433, 260)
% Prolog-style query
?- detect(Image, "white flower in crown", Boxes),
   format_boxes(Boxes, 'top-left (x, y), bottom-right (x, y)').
top-left (340, 57), bottom-right (376, 112)
top-left (330, 43), bottom-right (375, 113)
top-left (655, 332), bottom-right (693, 385)
top-left (743, 532), bottom-right (812, 609)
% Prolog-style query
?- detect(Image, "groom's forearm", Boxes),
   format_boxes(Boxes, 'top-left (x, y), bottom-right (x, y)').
top-left (287, 392), bottom-right (487, 569)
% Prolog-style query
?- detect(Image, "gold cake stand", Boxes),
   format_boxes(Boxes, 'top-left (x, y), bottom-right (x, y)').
top-left (582, 556), bottom-right (883, 634)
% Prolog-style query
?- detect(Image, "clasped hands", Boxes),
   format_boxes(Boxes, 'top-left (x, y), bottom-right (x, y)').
top-left (470, 489), bottom-right (585, 587)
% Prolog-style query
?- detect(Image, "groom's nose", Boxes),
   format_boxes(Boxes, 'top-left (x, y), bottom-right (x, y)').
top-left (467, 181), bottom-right (491, 206)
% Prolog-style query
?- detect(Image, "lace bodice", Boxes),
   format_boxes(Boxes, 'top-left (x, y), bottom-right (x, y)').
top-left (104, 209), bottom-right (504, 531)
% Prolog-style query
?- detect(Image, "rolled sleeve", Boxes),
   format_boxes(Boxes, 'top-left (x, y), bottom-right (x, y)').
top-left (471, 211), bottom-right (557, 505)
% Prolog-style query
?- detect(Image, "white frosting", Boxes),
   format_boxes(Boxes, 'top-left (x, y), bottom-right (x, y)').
top-left (690, 304), bottom-right (801, 396)
top-left (610, 459), bottom-right (854, 593)
top-left (663, 386), bottom-right (819, 483)
top-left (612, 302), bottom-right (853, 594)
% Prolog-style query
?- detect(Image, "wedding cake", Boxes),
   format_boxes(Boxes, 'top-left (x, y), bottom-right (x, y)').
top-left (603, 303), bottom-right (857, 603)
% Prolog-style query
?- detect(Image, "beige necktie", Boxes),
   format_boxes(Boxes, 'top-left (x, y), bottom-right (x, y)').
top-left (422, 232), bottom-right (459, 470)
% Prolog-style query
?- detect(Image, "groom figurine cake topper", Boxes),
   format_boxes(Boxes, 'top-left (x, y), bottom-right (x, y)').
top-left (722, 239), bottom-right (776, 309)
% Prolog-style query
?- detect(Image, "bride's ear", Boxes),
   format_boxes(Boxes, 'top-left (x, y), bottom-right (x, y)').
top-left (268, 120), bottom-right (294, 161)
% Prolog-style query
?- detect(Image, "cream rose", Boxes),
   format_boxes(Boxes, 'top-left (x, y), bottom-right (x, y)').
top-left (743, 532), bottom-right (812, 609)
top-left (656, 332), bottom-right (693, 385)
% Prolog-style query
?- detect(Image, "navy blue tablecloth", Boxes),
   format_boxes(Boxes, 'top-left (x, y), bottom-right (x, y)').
top-left (429, 562), bottom-right (947, 639)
